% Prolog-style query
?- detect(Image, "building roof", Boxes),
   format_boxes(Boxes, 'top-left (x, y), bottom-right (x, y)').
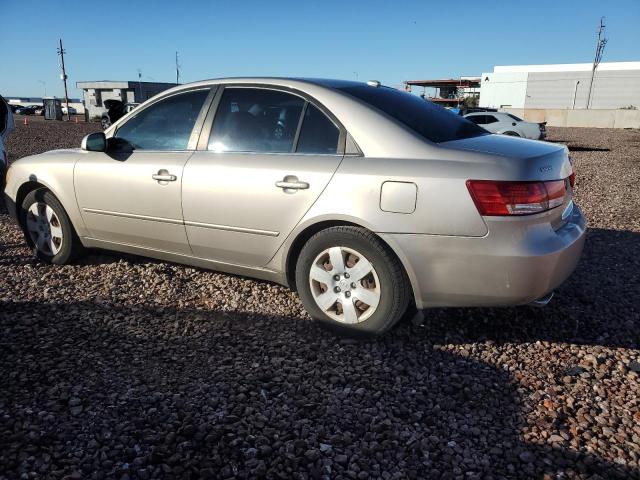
top-left (404, 79), bottom-right (480, 88)
top-left (76, 80), bottom-right (178, 89)
top-left (493, 61), bottom-right (640, 73)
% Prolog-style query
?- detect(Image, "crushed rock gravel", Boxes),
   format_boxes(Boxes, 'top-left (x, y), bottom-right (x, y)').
top-left (1, 118), bottom-right (639, 479)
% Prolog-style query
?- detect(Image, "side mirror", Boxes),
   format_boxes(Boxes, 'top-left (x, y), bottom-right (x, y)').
top-left (81, 132), bottom-right (107, 152)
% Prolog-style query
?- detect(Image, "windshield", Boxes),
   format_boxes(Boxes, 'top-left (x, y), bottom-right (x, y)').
top-left (336, 85), bottom-right (486, 143)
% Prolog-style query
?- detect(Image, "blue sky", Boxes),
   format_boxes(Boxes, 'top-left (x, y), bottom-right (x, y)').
top-left (1, 0), bottom-right (639, 99)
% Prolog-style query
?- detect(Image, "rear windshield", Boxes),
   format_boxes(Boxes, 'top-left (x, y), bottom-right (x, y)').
top-left (336, 85), bottom-right (486, 143)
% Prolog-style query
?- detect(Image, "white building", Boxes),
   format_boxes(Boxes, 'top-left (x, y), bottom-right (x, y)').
top-left (77, 80), bottom-right (177, 119)
top-left (480, 62), bottom-right (640, 109)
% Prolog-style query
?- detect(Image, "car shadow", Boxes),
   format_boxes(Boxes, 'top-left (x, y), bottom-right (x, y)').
top-left (0, 299), bottom-right (635, 479)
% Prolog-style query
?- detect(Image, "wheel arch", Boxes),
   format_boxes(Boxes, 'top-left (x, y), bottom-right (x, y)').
top-left (283, 218), bottom-right (419, 307)
top-left (14, 179), bottom-right (87, 239)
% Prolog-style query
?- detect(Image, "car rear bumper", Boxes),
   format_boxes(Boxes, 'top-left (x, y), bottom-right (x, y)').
top-left (381, 203), bottom-right (586, 309)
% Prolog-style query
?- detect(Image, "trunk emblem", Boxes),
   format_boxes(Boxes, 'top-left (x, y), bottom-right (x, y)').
top-left (539, 165), bottom-right (552, 172)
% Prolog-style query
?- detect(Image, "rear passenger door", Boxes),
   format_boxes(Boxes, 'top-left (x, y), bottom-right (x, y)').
top-left (182, 86), bottom-right (345, 267)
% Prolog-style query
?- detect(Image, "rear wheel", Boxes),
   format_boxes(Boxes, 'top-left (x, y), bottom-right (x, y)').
top-left (295, 226), bottom-right (411, 336)
top-left (20, 188), bottom-right (84, 264)
top-left (101, 116), bottom-right (111, 129)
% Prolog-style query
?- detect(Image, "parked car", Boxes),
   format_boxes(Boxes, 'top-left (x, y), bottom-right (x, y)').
top-left (3, 78), bottom-right (585, 335)
top-left (9, 104), bottom-right (24, 113)
top-left (14, 105), bottom-right (37, 115)
top-left (33, 105), bottom-right (44, 116)
top-left (1, 95), bottom-right (15, 186)
top-left (464, 111), bottom-right (546, 139)
top-left (101, 101), bottom-right (139, 129)
top-left (61, 105), bottom-right (77, 115)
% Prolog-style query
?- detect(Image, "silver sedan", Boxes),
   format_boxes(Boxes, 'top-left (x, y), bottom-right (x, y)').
top-left (3, 78), bottom-right (586, 335)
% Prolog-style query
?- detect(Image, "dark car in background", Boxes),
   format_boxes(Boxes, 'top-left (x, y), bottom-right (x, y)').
top-left (101, 100), bottom-right (140, 129)
top-left (15, 105), bottom-right (38, 115)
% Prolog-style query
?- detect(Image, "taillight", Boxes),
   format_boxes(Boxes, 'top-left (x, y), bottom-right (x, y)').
top-left (466, 179), bottom-right (568, 216)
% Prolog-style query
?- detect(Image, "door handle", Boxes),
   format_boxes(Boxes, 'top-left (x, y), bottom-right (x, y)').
top-left (276, 175), bottom-right (309, 192)
top-left (152, 169), bottom-right (177, 183)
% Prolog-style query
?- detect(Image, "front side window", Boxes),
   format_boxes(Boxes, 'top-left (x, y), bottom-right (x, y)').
top-left (209, 88), bottom-right (304, 153)
top-left (337, 85), bottom-right (486, 143)
top-left (114, 89), bottom-right (208, 151)
top-left (296, 104), bottom-right (340, 154)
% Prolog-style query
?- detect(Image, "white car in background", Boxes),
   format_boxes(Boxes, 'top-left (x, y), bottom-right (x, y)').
top-left (464, 111), bottom-right (546, 140)
top-left (1, 95), bottom-right (15, 185)
top-left (61, 105), bottom-right (77, 115)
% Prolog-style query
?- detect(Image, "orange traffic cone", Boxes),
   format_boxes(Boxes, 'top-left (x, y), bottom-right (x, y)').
top-left (23, 117), bottom-right (28, 125)
top-left (75, 116), bottom-right (79, 124)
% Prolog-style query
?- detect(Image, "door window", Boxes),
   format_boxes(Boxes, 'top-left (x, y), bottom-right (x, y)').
top-left (114, 89), bottom-right (209, 151)
top-left (484, 115), bottom-right (499, 124)
top-left (209, 88), bottom-right (304, 153)
top-left (296, 104), bottom-right (340, 154)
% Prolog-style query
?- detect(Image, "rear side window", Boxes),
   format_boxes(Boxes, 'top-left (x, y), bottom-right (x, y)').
top-left (467, 115), bottom-right (486, 125)
top-left (337, 85), bottom-right (486, 143)
top-left (209, 88), bottom-right (304, 153)
top-left (115, 89), bottom-right (208, 150)
top-left (485, 115), bottom-right (499, 124)
top-left (507, 113), bottom-right (522, 122)
top-left (296, 104), bottom-right (340, 154)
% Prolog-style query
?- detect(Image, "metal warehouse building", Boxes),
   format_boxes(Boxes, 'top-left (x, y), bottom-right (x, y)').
top-left (479, 62), bottom-right (640, 109)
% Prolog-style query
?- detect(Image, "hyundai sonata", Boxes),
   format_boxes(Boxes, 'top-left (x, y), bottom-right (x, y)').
top-left (3, 78), bottom-right (586, 335)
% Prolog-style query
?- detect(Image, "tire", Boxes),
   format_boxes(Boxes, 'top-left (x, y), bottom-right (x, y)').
top-left (295, 226), bottom-right (411, 336)
top-left (101, 117), bottom-right (111, 130)
top-left (20, 188), bottom-right (84, 264)
top-left (503, 131), bottom-right (520, 137)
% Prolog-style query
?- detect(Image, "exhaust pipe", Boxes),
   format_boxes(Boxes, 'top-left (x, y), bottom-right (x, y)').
top-left (529, 291), bottom-right (554, 307)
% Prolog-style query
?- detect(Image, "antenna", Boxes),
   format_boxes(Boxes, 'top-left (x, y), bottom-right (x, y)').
top-left (586, 17), bottom-right (607, 109)
top-left (175, 51), bottom-right (181, 85)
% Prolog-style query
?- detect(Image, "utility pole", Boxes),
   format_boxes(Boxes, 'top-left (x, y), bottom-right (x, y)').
top-left (137, 69), bottom-right (143, 102)
top-left (57, 38), bottom-right (70, 120)
top-left (175, 51), bottom-right (180, 85)
top-left (586, 17), bottom-right (607, 109)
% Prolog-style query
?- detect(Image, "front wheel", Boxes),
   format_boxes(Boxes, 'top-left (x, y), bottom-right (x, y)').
top-left (20, 188), bottom-right (84, 264)
top-left (295, 226), bottom-right (411, 336)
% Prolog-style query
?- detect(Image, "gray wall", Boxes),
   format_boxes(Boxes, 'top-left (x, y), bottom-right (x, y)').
top-left (525, 70), bottom-right (640, 109)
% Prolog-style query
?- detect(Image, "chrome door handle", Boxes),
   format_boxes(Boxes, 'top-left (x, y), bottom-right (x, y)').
top-left (152, 169), bottom-right (177, 182)
top-left (276, 176), bottom-right (309, 191)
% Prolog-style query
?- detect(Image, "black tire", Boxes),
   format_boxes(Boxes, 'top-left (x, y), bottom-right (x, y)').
top-left (503, 131), bottom-right (520, 137)
top-left (101, 117), bottom-right (111, 130)
top-left (20, 188), bottom-right (84, 264)
top-left (295, 226), bottom-right (411, 336)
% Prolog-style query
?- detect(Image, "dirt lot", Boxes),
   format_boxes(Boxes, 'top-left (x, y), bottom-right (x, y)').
top-left (1, 119), bottom-right (639, 479)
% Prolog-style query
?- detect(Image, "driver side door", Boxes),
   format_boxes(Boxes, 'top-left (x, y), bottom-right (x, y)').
top-left (74, 88), bottom-right (213, 254)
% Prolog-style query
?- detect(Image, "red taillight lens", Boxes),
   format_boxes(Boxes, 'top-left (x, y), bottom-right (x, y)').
top-left (569, 171), bottom-right (576, 187)
top-left (466, 179), bottom-right (568, 216)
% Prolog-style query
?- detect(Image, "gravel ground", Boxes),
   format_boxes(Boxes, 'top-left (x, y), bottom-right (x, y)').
top-left (1, 119), bottom-right (639, 479)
